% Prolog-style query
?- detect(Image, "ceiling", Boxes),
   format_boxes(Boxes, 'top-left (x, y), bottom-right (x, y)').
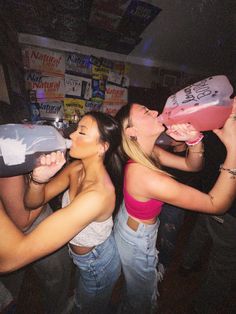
top-left (1, 0), bottom-right (235, 76)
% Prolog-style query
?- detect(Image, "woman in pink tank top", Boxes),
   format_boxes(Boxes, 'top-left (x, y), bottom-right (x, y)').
top-left (114, 99), bottom-right (236, 314)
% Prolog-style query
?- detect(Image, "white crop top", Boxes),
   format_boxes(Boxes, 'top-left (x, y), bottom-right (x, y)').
top-left (62, 190), bottom-right (113, 247)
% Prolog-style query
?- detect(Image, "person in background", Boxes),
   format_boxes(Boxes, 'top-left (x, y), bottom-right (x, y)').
top-left (179, 131), bottom-right (236, 313)
top-left (113, 99), bottom-right (236, 314)
top-left (157, 138), bottom-right (202, 281)
top-left (0, 175), bottom-right (72, 314)
top-left (0, 111), bottom-right (122, 314)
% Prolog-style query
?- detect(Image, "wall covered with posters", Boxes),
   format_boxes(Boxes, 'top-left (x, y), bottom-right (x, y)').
top-left (21, 45), bottom-right (129, 124)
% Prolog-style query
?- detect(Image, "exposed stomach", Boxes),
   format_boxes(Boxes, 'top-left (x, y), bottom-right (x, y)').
top-left (69, 243), bottom-right (94, 255)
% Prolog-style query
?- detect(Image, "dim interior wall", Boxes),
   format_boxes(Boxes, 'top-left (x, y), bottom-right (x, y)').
top-left (129, 63), bottom-right (160, 88)
top-left (19, 33), bottom-right (204, 92)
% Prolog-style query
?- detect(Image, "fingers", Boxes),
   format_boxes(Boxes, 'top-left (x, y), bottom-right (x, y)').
top-left (39, 151), bottom-right (65, 166)
top-left (231, 97), bottom-right (236, 114)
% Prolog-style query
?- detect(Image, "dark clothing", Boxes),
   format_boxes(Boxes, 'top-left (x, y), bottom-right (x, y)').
top-left (202, 131), bottom-right (236, 215)
top-left (158, 149), bottom-right (202, 268)
top-left (182, 213), bottom-right (236, 313)
top-left (181, 131), bottom-right (236, 313)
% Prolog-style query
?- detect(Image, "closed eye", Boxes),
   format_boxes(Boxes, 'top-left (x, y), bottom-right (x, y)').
top-left (79, 132), bottom-right (86, 135)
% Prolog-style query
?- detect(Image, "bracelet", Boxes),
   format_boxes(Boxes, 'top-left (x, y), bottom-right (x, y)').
top-left (29, 172), bottom-right (50, 185)
top-left (219, 164), bottom-right (236, 179)
top-left (186, 133), bottom-right (204, 146)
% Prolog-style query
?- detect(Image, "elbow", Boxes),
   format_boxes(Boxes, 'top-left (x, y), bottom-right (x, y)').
top-left (24, 196), bottom-right (44, 210)
top-left (0, 259), bottom-right (18, 274)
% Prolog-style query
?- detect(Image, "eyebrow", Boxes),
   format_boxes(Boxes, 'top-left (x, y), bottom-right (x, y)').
top-left (78, 125), bottom-right (88, 130)
top-left (142, 106), bottom-right (148, 113)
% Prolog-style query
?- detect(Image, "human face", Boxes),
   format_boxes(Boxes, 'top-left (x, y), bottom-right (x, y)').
top-left (130, 104), bottom-right (165, 138)
top-left (69, 115), bottom-right (101, 160)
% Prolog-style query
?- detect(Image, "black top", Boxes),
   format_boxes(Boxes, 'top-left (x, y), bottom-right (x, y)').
top-left (202, 131), bottom-right (236, 217)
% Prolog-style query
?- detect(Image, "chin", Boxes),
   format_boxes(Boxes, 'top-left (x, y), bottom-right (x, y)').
top-left (69, 149), bottom-right (75, 158)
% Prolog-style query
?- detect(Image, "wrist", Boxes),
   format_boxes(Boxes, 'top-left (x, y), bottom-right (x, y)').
top-left (219, 164), bottom-right (236, 179)
top-left (29, 172), bottom-right (50, 185)
top-left (186, 133), bottom-right (204, 146)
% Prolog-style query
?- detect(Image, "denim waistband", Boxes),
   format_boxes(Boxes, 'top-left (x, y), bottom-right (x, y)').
top-left (116, 202), bottom-right (159, 234)
top-left (68, 233), bottom-right (114, 261)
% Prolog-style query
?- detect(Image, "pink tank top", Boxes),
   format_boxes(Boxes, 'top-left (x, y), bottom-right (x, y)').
top-left (123, 160), bottom-right (163, 220)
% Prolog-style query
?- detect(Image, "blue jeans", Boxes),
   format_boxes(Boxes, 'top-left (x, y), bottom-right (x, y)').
top-left (114, 203), bottom-right (159, 314)
top-left (158, 203), bottom-right (185, 267)
top-left (68, 232), bottom-right (121, 314)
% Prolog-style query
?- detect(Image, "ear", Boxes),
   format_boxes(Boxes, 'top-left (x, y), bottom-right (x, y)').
top-left (125, 126), bottom-right (137, 138)
top-left (98, 141), bottom-right (109, 155)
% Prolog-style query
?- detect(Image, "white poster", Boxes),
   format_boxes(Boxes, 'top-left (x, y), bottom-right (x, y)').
top-left (104, 83), bottom-right (128, 104)
top-left (65, 74), bottom-right (92, 99)
top-left (25, 71), bottom-right (65, 100)
top-left (22, 46), bottom-right (65, 76)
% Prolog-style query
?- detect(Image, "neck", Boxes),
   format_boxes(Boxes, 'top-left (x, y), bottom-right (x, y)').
top-left (81, 157), bottom-right (106, 182)
top-left (137, 135), bottom-right (157, 156)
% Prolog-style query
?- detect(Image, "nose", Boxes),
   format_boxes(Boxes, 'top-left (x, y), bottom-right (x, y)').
top-left (69, 131), bottom-right (75, 140)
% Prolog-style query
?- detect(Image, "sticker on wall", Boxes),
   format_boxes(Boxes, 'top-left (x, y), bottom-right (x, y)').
top-left (92, 79), bottom-right (106, 100)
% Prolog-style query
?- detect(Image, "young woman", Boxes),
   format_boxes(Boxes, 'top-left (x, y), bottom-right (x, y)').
top-left (0, 111), bottom-right (122, 314)
top-left (113, 99), bottom-right (236, 314)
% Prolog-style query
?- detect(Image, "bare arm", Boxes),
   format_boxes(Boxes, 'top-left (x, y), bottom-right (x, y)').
top-left (154, 140), bottom-right (204, 172)
top-left (0, 176), bottom-right (43, 230)
top-left (131, 99), bottom-right (236, 214)
top-left (0, 190), bottom-right (111, 273)
top-left (25, 158), bottom-right (83, 209)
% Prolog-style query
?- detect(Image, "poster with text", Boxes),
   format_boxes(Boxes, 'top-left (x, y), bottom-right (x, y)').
top-left (38, 101), bottom-right (64, 121)
top-left (65, 52), bottom-right (92, 76)
top-left (85, 100), bottom-right (103, 113)
top-left (65, 74), bottom-right (92, 99)
top-left (104, 83), bottom-right (128, 104)
top-left (25, 71), bottom-right (65, 100)
top-left (102, 103), bottom-right (123, 116)
top-left (64, 98), bottom-right (86, 121)
top-left (22, 46), bottom-right (65, 76)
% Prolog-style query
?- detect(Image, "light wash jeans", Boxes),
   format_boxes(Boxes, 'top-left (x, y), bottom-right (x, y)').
top-left (68, 232), bottom-right (121, 314)
top-left (114, 202), bottom-right (159, 314)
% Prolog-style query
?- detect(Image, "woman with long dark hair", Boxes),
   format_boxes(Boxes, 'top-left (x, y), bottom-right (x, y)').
top-left (0, 111), bottom-right (122, 314)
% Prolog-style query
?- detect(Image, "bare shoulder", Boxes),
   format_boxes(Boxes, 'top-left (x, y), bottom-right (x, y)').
top-left (70, 188), bottom-right (115, 220)
top-left (127, 162), bottom-right (174, 197)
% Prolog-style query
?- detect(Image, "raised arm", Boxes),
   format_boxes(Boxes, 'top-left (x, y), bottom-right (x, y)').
top-left (0, 176), bottom-right (43, 230)
top-left (134, 99), bottom-right (236, 214)
top-left (24, 153), bottom-right (83, 209)
top-left (0, 190), bottom-right (110, 273)
top-left (154, 124), bottom-right (204, 171)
